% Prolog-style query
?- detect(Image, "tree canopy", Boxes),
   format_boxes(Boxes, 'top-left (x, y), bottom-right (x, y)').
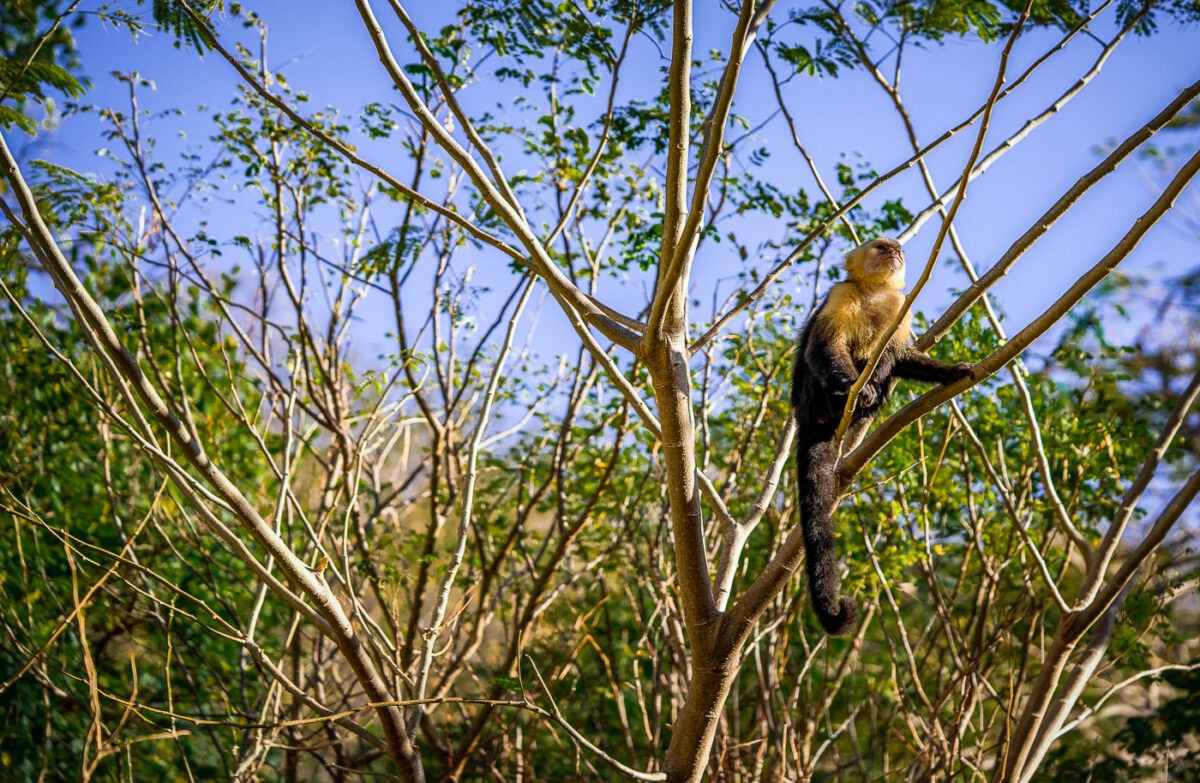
top-left (1, 1), bottom-right (1199, 782)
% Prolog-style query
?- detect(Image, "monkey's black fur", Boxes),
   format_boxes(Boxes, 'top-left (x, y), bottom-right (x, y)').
top-left (790, 306), bottom-right (971, 635)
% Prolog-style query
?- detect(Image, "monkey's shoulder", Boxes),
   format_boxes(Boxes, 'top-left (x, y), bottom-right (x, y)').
top-left (813, 282), bottom-right (913, 355)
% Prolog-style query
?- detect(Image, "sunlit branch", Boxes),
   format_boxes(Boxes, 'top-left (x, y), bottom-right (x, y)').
top-left (898, 0), bottom-right (1140, 244)
top-left (408, 276), bottom-right (535, 737)
top-left (650, 0), bottom-right (764, 333)
top-left (353, 0), bottom-right (640, 350)
top-left (688, 0), bottom-right (1121, 356)
top-left (918, 74), bottom-right (1200, 349)
top-left (832, 0), bottom-right (1035, 448)
top-left (1076, 364), bottom-right (1200, 606)
top-left (845, 144), bottom-right (1200, 479)
top-left (177, 0), bottom-right (523, 267)
top-left (0, 127), bottom-right (424, 780)
top-left (713, 413), bottom-right (796, 611)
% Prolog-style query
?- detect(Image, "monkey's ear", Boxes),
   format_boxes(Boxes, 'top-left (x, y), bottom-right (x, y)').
top-left (845, 247), bottom-right (865, 277)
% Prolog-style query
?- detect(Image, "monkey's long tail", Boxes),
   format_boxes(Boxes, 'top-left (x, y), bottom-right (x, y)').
top-left (797, 439), bottom-right (858, 636)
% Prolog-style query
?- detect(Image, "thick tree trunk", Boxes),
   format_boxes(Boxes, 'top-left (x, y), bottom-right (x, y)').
top-left (663, 650), bottom-right (740, 783)
top-left (646, 325), bottom-right (732, 783)
top-left (993, 620), bottom-right (1081, 783)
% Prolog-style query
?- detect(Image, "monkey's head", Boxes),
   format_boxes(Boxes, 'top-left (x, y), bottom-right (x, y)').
top-left (845, 238), bottom-right (905, 289)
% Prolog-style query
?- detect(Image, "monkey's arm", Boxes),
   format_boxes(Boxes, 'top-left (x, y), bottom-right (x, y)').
top-left (804, 334), bottom-right (860, 393)
top-left (893, 349), bottom-right (973, 384)
top-left (805, 335), bottom-right (893, 409)
top-left (867, 350), bottom-right (897, 384)
top-left (853, 351), bottom-right (897, 409)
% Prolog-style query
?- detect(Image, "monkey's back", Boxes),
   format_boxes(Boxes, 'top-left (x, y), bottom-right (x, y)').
top-left (791, 304), bottom-right (846, 440)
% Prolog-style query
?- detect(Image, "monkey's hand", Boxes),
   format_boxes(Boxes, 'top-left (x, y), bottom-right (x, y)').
top-left (857, 383), bottom-right (881, 408)
top-left (949, 362), bottom-right (977, 383)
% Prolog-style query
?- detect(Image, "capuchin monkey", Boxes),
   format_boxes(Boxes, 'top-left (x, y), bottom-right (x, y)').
top-left (790, 238), bottom-right (974, 635)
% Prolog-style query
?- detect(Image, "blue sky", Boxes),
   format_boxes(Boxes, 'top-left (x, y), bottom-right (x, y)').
top-left (21, 1), bottom-right (1200, 367)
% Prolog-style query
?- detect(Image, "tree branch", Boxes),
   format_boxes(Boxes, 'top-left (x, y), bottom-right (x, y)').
top-left (844, 144), bottom-right (1200, 481)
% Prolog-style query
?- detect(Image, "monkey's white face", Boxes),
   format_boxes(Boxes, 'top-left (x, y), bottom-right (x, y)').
top-left (847, 239), bottom-right (905, 289)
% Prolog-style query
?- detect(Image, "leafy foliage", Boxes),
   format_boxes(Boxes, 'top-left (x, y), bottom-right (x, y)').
top-left (2, 0), bottom-right (1199, 780)
top-left (0, 0), bottom-right (85, 132)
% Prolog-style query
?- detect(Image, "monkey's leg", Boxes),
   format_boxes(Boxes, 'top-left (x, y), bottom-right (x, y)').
top-left (798, 438), bottom-right (858, 636)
